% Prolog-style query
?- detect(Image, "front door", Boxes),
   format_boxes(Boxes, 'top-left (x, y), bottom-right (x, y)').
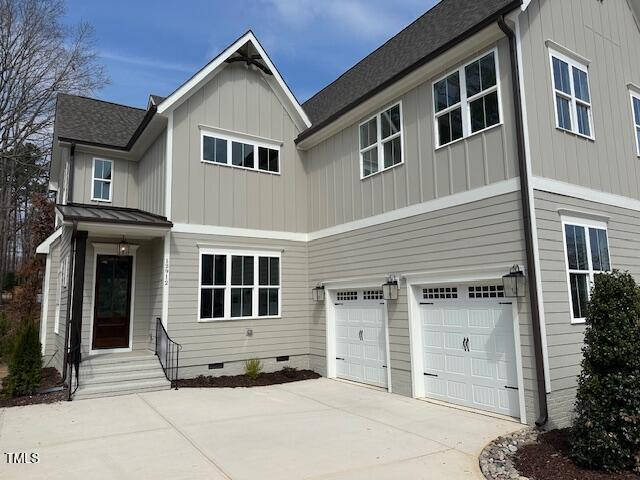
top-left (92, 255), bottom-right (133, 350)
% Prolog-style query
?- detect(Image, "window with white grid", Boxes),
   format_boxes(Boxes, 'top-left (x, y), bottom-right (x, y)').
top-left (363, 290), bottom-right (384, 300)
top-left (423, 287), bottom-right (458, 299)
top-left (468, 285), bottom-right (505, 299)
top-left (336, 291), bottom-right (358, 301)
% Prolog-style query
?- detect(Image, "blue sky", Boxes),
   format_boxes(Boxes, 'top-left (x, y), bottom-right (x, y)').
top-left (63, 0), bottom-right (437, 109)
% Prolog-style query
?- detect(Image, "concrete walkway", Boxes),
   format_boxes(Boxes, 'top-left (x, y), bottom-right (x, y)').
top-left (0, 378), bottom-right (521, 479)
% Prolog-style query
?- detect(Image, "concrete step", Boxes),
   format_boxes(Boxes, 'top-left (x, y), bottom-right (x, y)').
top-left (80, 360), bottom-right (161, 377)
top-left (79, 369), bottom-right (168, 385)
top-left (82, 352), bottom-right (157, 367)
top-left (73, 378), bottom-right (170, 400)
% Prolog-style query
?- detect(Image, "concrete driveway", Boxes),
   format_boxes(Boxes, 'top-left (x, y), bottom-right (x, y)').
top-left (0, 378), bottom-right (521, 480)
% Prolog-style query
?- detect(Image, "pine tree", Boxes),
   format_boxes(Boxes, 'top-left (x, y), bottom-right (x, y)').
top-left (3, 320), bottom-right (42, 397)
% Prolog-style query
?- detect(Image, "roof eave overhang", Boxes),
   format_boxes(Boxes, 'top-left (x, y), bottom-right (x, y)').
top-left (61, 219), bottom-right (172, 238)
top-left (156, 31), bottom-right (311, 131)
top-left (296, 0), bottom-right (522, 150)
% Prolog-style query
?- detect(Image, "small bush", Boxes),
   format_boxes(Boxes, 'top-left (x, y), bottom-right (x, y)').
top-left (281, 366), bottom-right (298, 379)
top-left (3, 320), bottom-right (42, 397)
top-left (571, 271), bottom-right (640, 472)
top-left (244, 358), bottom-right (262, 380)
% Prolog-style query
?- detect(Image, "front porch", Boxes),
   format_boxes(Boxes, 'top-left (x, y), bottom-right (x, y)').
top-left (55, 203), bottom-right (174, 398)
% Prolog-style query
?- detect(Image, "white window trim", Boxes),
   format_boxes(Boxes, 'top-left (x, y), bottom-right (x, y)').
top-left (200, 129), bottom-right (281, 175)
top-left (91, 158), bottom-right (113, 202)
top-left (198, 248), bottom-right (282, 322)
top-left (358, 101), bottom-right (405, 180)
top-left (560, 215), bottom-right (610, 324)
top-left (54, 255), bottom-right (68, 334)
top-left (548, 47), bottom-right (595, 141)
top-left (432, 47), bottom-right (504, 149)
top-left (629, 89), bottom-right (640, 157)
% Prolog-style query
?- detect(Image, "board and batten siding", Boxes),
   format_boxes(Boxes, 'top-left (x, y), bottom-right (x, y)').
top-left (42, 236), bottom-right (61, 366)
top-left (170, 63), bottom-right (307, 233)
top-left (519, 0), bottom-right (640, 199)
top-left (167, 232), bottom-right (310, 377)
top-left (305, 38), bottom-right (519, 232)
top-left (534, 188), bottom-right (640, 427)
top-left (308, 191), bottom-right (540, 424)
top-left (71, 150), bottom-right (139, 208)
top-left (137, 130), bottom-right (166, 216)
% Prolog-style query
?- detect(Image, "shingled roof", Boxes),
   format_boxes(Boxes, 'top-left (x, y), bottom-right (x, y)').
top-left (300, 0), bottom-right (520, 138)
top-left (55, 93), bottom-right (148, 148)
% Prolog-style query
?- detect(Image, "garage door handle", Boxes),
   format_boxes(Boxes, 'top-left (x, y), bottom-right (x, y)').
top-left (504, 385), bottom-right (519, 390)
top-left (359, 330), bottom-right (363, 341)
top-left (423, 372), bottom-right (438, 377)
top-left (336, 357), bottom-right (345, 361)
top-left (462, 337), bottom-right (469, 352)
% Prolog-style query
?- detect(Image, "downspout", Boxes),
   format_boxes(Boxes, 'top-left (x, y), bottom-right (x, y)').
top-left (60, 220), bottom-right (77, 385)
top-left (498, 15), bottom-right (549, 427)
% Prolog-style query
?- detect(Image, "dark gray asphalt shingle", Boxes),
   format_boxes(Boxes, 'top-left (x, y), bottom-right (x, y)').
top-left (301, 0), bottom-right (520, 129)
top-left (56, 203), bottom-right (173, 228)
top-left (55, 94), bottom-right (148, 148)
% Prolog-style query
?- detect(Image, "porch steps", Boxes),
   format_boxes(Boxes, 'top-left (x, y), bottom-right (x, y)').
top-left (73, 351), bottom-right (171, 400)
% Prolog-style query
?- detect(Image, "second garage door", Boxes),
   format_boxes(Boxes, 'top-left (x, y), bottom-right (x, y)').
top-left (419, 284), bottom-right (520, 418)
top-left (335, 290), bottom-right (388, 388)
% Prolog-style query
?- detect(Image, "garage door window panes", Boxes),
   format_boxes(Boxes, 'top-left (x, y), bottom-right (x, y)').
top-left (423, 287), bottom-right (458, 299)
top-left (199, 249), bottom-right (281, 321)
top-left (563, 221), bottom-right (610, 322)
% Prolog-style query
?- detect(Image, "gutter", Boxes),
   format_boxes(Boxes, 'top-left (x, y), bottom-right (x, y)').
top-left (497, 15), bottom-right (548, 427)
top-left (295, 0), bottom-right (522, 146)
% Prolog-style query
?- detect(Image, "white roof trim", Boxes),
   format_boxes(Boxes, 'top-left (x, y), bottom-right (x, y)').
top-left (35, 228), bottom-right (63, 255)
top-left (521, 0), bottom-right (532, 10)
top-left (157, 31), bottom-right (311, 128)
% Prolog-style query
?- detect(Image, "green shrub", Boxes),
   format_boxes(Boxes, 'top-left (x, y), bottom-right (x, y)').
top-left (571, 271), bottom-right (640, 472)
top-left (244, 358), bottom-right (262, 380)
top-left (4, 320), bottom-right (42, 397)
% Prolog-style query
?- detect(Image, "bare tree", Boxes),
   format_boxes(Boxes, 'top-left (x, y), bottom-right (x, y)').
top-left (0, 0), bottom-right (108, 292)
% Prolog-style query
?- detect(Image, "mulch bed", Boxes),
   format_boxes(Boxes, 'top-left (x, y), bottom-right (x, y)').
top-left (515, 428), bottom-right (639, 480)
top-left (0, 367), bottom-right (68, 408)
top-left (176, 369), bottom-right (321, 388)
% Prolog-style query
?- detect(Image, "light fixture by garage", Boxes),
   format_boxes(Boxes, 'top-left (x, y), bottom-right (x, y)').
top-left (382, 275), bottom-right (399, 301)
top-left (311, 285), bottom-right (325, 302)
top-left (502, 264), bottom-right (526, 297)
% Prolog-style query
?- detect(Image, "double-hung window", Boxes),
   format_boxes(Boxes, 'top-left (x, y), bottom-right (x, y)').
top-left (199, 249), bottom-right (281, 321)
top-left (630, 89), bottom-right (640, 156)
top-left (359, 103), bottom-right (403, 178)
top-left (201, 130), bottom-right (280, 174)
top-left (562, 218), bottom-right (610, 322)
top-left (92, 158), bottom-right (112, 202)
top-left (433, 50), bottom-right (501, 148)
top-left (549, 48), bottom-right (593, 138)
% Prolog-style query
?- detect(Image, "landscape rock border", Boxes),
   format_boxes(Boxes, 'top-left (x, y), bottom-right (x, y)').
top-left (479, 427), bottom-right (539, 480)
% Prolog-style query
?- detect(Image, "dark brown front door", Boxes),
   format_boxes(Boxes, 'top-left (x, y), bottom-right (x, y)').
top-left (92, 255), bottom-right (133, 349)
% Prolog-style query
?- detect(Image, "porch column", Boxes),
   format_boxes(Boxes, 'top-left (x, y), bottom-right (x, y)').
top-left (69, 231), bottom-right (88, 370)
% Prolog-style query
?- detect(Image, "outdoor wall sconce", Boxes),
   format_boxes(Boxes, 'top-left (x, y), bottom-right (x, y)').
top-left (382, 275), bottom-right (399, 301)
top-left (502, 264), bottom-right (526, 298)
top-left (118, 237), bottom-right (130, 256)
top-left (312, 285), bottom-right (325, 302)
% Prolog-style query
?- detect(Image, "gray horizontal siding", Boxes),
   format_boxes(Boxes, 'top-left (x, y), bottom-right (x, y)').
top-left (520, 0), bottom-right (640, 199)
top-left (170, 63), bottom-right (307, 232)
top-left (534, 188), bottom-right (640, 426)
top-left (167, 232), bottom-right (310, 375)
top-left (308, 192), bottom-right (539, 423)
top-left (305, 37), bottom-right (519, 232)
top-left (53, 226), bottom-right (74, 374)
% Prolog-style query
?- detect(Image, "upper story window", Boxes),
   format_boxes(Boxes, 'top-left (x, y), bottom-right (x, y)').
top-left (549, 48), bottom-right (593, 138)
top-left (562, 217), bottom-right (610, 323)
top-left (201, 129), bottom-right (280, 174)
top-left (92, 158), bottom-right (112, 202)
top-left (433, 50), bottom-right (501, 148)
top-left (199, 249), bottom-right (281, 321)
top-left (359, 103), bottom-right (403, 178)
top-left (630, 89), bottom-right (640, 156)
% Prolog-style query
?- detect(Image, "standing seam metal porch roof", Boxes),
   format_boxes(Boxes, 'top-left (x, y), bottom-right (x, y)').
top-left (56, 204), bottom-right (173, 228)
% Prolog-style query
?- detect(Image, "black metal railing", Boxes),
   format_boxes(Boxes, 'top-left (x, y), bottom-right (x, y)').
top-left (155, 318), bottom-right (182, 389)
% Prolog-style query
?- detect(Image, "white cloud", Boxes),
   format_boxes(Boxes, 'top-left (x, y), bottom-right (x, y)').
top-left (99, 50), bottom-right (197, 73)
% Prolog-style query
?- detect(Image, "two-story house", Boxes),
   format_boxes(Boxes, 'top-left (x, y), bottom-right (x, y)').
top-left (36, 0), bottom-right (640, 428)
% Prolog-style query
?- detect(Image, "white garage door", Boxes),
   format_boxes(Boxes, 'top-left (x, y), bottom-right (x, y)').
top-left (335, 290), bottom-right (388, 388)
top-left (419, 284), bottom-right (520, 417)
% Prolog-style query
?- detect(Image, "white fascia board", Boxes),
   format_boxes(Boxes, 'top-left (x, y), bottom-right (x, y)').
top-left (521, 0), bottom-right (532, 10)
top-left (157, 31), bottom-right (310, 129)
top-left (35, 228), bottom-right (63, 255)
